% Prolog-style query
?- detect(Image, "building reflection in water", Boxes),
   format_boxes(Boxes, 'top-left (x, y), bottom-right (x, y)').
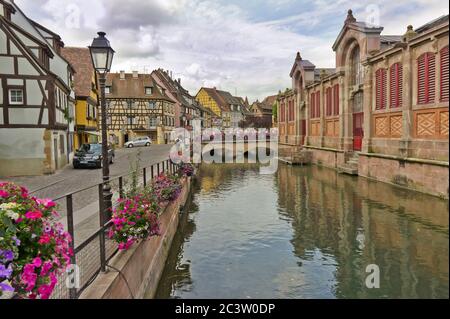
top-left (155, 163), bottom-right (448, 299)
top-left (276, 164), bottom-right (449, 298)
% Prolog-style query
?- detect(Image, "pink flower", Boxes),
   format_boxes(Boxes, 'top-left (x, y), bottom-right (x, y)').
top-left (25, 211), bottom-right (43, 220)
top-left (37, 284), bottom-right (53, 299)
top-left (38, 234), bottom-right (52, 245)
top-left (36, 198), bottom-right (56, 208)
top-left (40, 261), bottom-right (53, 276)
top-left (0, 190), bottom-right (9, 198)
top-left (32, 257), bottom-right (42, 268)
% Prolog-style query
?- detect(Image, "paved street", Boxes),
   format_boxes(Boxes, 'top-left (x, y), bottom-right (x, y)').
top-left (1, 144), bottom-right (173, 244)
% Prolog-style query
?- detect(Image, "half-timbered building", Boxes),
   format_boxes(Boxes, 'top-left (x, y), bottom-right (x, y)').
top-left (278, 10), bottom-right (449, 197)
top-left (103, 71), bottom-right (176, 146)
top-left (0, 0), bottom-right (74, 176)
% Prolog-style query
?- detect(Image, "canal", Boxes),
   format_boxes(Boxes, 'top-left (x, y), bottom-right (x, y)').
top-left (153, 164), bottom-right (449, 299)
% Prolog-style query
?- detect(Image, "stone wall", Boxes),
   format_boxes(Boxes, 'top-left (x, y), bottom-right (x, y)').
top-left (358, 154), bottom-right (449, 198)
top-left (80, 177), bottom-right (192, 299)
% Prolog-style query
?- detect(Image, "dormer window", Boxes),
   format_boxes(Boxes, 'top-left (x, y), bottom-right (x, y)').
top-left (145, 87), bottom-right (153, 95)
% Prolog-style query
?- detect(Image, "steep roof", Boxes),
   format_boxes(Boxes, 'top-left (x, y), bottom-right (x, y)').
top-left (200, 87), bottom-right (230, 112)
top-left (61, 47), bottom-right (95, 98)
top-left (105, 73), bottom-right (175, 102)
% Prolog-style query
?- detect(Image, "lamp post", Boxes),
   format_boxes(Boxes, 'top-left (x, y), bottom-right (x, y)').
top-left (89, 32), bottom-right (115, 217)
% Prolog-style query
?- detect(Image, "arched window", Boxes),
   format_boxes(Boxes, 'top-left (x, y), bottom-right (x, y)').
top-left (418, 52), bottom-right (436, 105)
top-left (375, 68), bottom-right (387, 110)
top-left (440, 46), bottom-right (449, 102)
top-left (351, 46), bottom-right (363, 86)
top-left (390, 63), bottom-right (403, 108)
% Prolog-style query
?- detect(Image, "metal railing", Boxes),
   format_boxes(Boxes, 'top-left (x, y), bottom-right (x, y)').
top-left (50, 158), bottom-right (180, 299)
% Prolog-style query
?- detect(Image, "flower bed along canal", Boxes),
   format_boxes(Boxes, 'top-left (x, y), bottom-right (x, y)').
top-left (153, 164), bottom-right (449, 299)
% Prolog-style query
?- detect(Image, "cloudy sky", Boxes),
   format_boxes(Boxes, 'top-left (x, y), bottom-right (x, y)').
top-left (16, 0), bottom-right (449, 101)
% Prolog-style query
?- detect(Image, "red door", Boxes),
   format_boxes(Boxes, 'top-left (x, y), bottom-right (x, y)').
top-left (353, 112), bottom-right (364, 151)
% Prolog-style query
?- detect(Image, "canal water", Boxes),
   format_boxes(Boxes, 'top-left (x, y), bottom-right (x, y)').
top-left (153, 164), bottom-right (449, 299)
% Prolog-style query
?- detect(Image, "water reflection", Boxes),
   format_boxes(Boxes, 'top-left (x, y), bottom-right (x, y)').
top-left (154, 164), bottom-right (449, 299)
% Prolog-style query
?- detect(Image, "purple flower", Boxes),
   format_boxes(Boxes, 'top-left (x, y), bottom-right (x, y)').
top-left (0, 282), bottom-right (14, 292)
top-left (0, 264), bottom-right (13, 278)
top-left (0, 250), bottom-right (14, 262)
top-left (12, 236), bottom-right (21, 246)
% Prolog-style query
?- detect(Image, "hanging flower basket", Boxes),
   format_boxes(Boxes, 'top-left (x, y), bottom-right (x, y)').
top-left (0, 182), bottom-right (73, 299)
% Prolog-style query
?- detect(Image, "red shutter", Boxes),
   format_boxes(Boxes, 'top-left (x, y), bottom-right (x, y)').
top-left (333, 84), bottom-right (339, 115)
top-left (325, 88), bottom-right (332, 116)
top-left (316, 91), bottom-right (321, 118)
top-left (310, 93), bottom-right (315, 118)
top-left (418, 52), bottom-right (436, 104)
top-left (390, 63), bottom-right (403, 108)
top-left (376, 69), bottom-right (387, 109)
top-left (440, 46), bottom-right (449, 102)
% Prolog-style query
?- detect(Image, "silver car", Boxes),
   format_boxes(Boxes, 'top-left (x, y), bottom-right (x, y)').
top-left (124, 137), bottom-right (152, 148)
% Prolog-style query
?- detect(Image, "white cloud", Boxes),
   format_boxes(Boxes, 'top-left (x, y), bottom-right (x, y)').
top-left (15, 0), bottom-right (449, 101)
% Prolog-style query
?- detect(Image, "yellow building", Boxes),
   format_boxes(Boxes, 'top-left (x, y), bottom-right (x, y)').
top-left (196, 87), bottom-right (224, 117)
top-left (61, 47), bottom-right (100, 150)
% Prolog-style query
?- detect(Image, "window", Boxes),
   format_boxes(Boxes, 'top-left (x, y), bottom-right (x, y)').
top-left (288, 101), bottom-right (294, 121)
top-left (333, 84), bottom-right (339, 116)
top-left (418, 52), bottom-right (436, 105)
top-left (280, 103), bottom-right (285, 122)
top-left (390, 63), bottom-right (403, 108)
top-left (440, 46), bottom-right (449, 102)
top-left (310, 93), bottom-right (315, 118)
top-left (105, 86), bottom-right (111, 94)
top-left (127, 117), bottom-right (134, 126)
top-left (351, 46), bottom-right (363, 86)
top-left (9, 89), bottom-right (24, 105)
top-left (326, 87), bottom-right (332, 116)
top-left (375, 68), bottom-right (387, 110)
top-left (315, 91), bottom-right (321, 118)
top-left (145, 87), bottom-right (153, 95)
top-left (59, 135), bottom-right (65, 155)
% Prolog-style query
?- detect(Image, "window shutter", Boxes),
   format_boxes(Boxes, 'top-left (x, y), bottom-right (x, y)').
top-left (316, 91), bottom-right (321, 118)
top-left (310, 93), bottom-right (315, 118)
top-left (390, 63), bottom-right (403, 108)
top-left (440, 47), bottom-right (449, 102)
top-left (333, 84), bottom-right (339, 115)
top-left (326, 88), bottom-right (332, 116)
top-left (376, 69), bottom-right (387, 109)
top-left (418, 52), bottom-right (436, 104)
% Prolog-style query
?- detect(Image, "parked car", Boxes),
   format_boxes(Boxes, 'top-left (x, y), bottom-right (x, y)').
top-left (124, 137), bottom-right (152, 148)
top-left (73, 143), bottom-right (115, 169)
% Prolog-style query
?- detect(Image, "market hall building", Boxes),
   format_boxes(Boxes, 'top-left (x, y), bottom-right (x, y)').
top-left (278, 10), bottom-right (449, 198)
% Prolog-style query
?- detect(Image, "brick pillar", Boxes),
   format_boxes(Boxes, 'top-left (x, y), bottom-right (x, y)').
top-left (342, 70), bottom-right (353, 152)
top-left (401, 47), bottom-right (413, 158)
top-left (362, 63), bottom-right (373, 153)
top-left (305, 91), bottom-right (310, 146)
top-left (319, 84), bottom-right (325, 147)
top-left (338, 76), bottom-right (345, 150)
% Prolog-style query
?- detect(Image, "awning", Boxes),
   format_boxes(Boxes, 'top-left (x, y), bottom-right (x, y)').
top-left (86, 131), bottom-right (102, 137)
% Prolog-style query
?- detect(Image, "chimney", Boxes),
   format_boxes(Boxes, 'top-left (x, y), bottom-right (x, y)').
top-left (132, 71), bottom-right (139, 79)
top-left (170, 71), bottom-right (173, 78)
top-left (178, 78), bottom-right (181, 85)
top-left (120, 70), bottom-right (125, 80)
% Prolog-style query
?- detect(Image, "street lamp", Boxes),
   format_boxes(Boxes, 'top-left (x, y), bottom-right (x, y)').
top-left (89, 31), bottom-right (115, 216)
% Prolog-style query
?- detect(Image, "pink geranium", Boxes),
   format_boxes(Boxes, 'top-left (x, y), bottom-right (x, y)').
top-left (25, 211), bottom-right (43, 220)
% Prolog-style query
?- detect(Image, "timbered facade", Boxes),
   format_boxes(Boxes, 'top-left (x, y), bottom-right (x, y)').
top-left (278, 10), bottom-right (449, 197)
top-left (0, 0), bottom-right (74, 176)
top-left (103, 72), bottom-right (176, 146)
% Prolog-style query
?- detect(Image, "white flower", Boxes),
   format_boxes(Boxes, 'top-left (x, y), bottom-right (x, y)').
top-left (5, 210), bottom-right (19, 221)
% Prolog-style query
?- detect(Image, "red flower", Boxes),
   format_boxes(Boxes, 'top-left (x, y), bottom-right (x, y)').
top-left (25, 211), bottom-right (43, 220)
